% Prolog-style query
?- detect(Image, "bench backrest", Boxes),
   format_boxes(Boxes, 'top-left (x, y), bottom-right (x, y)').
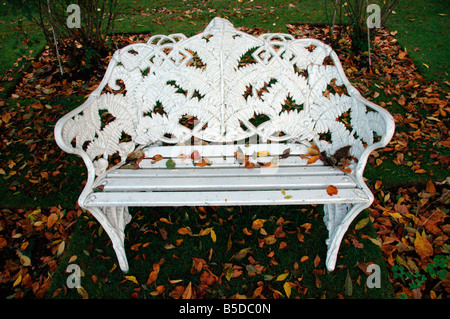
top-left (58, 17), bottom-right (393, 177)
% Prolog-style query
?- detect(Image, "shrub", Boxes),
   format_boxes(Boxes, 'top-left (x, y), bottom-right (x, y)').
top-left (11, 0), bottom-right (119, 79)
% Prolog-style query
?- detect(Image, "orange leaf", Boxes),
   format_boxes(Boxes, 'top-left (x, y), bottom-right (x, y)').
top-left (151, 154), bottom-right (164, 163)
top-left (306, 155), bottom-right (320, 165)
top-left (300, 256), bottom-right (309, 262)
top-left (245, 161), bottom-right (255, 169)
top-left (178, 227), bottom-right (191, 235)
top-left (426, 179), bottom-right (436, 195)
top-left (251, 219), bottom-right (266, 230)
top-left (326, 185), bottom-right (338, 196)
top-left (194, 158), bottom-right (209, 167)
top-left (182, 282), bottom-right (193, 299)
top-left (314, 254), bottom-right (321, 268)
top-left (191, 150), bottom-right (201, 161)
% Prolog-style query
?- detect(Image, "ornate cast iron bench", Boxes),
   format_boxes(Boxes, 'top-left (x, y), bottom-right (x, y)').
top-left (54, 18), bottom-right (395, 273)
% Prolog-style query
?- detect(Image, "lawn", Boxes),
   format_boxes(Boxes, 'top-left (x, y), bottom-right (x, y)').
top-left (0, 0), bottom-right (448, 300)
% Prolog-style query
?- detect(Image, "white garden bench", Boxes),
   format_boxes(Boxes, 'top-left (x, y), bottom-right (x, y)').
top-left (54, 18), bottom-right (395, 273)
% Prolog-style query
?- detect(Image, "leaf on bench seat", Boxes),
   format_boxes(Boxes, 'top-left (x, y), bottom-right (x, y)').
top-left (326, 185), bottom-right (338, 196)
top-left (166, 158), bottom-right (176, 169)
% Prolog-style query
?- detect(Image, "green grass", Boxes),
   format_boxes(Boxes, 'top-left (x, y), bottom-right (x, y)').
top-left (0, 0), bottom-right (448, 300)
top-left (47, 206), bottom-right (393, 299)
top-left (385, 0), bottom-right (450, 81)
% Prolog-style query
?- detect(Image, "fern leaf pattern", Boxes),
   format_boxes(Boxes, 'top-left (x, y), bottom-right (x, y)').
top-left (58, 17), bottom-right (391, 176)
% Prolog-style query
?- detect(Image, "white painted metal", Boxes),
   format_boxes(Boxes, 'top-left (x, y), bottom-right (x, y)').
top-left (107, 166), bottom-right (343, 178)
top-left (54, 17), bottom-right (395, 273)
top-left (101, 174), bottom-right (357, 192)
top-left (84, 189), bottom-right (369, 207)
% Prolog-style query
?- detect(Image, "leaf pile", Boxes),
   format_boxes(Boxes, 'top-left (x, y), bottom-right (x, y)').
top-left (0, 206), bottom-right (81, 298)
top-left (0, 21), bottom-right (448, 299)
top-left (369, 179), bottom-right (449, 299)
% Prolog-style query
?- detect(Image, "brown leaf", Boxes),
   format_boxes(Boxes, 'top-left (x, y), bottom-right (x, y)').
top-left (314, 254), bottom-right (321, 268)
top-left (182, 282), bottom-right (193, 299)
top-left (47, 213), bottom-right (58, 228)
top-left (426, 179), bottom-right (436, 195)
top-left (414, 231), bottom-right (433, 260)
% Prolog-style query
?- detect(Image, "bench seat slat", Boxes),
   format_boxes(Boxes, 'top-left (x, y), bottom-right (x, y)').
top-left (143, 143), bottom-right (307, 158)
top-left (101, 174), bottom-right (356, 192)
top-left (138, 154), bottom-right (324, 169)
top-left (108, 165), bottom-right (343, 178)
top-left (85, 189), bottom-right (369, 207)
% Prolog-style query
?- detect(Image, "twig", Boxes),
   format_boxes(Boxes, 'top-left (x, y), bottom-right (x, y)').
top-left (46, 0), bottom-right (64, 75)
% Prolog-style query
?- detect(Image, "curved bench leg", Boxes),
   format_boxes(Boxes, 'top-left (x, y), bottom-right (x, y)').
top-left (323, 203), bottom-right (366, 271)
top-left (88, 206), bottom-right (132, 273)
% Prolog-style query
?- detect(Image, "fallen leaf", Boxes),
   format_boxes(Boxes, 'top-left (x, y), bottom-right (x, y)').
top-left (326, 185), bottom-right (338, 196)
top-left (191, 150), bottom-right (201, 161)
top-left (252, 219), bottom-right (266, 230)
top-left (182, 282), bottom-right (193, 299)
top-left (355, 217), bottom-right (370, 230)
top-left (165, 158), bottom-right (176, 169)
top-left (414, 231), bottom-right (433, 260)
top-left (283, 282), bottom-right (292, 298)
top-left (47, 213), bottom-right (58, 228)
top-left (125, 275), bottom-right (139, 285)
top-left (276, 273), bottom-right (289, 281)
top-left (210, 229), bottom-right (217, 242)
top-left (256, 151), bottom-right (270, 157)
top-left (178, 227), bottom-right (192, 235)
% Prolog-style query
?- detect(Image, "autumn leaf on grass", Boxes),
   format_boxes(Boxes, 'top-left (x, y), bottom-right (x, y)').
top-left (178, 227), bottom-right (192, 235)
top-left (252, 219), bottom-right (266, 230)
top-left (182, 282), bottom-right (193, 299)
top-left (147, 263), bottom-right (160, 285)
top-left (326, 185), bottom-right (338, 196)
top-left (125, 276), bottom-right (139, 285)
top-left (283, 282), bottom-right (292, 298)
top-left (414, 231), bottom-right (434, 260)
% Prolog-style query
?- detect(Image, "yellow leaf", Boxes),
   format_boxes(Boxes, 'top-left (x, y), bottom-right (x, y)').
top-left (201, 227), bottom-right (212, 236)
top-left (211, 229), bottom-right (217, 242)
top-left (256, 151), bottom-right (270, 157)
top-left (252, 219), bottom-right (266, 230)
top-left (355, 217), bottom-right (370, 230)
top-left (57, 241), bottom-right (65, 257)
top-left (20, 255), bottom-right (31, 267)
top-left (281, 189), bottom-right (286, 195)
top-left (276, 273), bottom-right (289, 281)
top-left (125, 275), bottom-right (139, 285)
top-left (68, 255), bottom-right (78, 263)
top-left (77, 286), bottom-right (89, 299)
top-left (283, 282), bottom-right (292, 298)
top-left (368, 237), bottom-right (382, 247)
top-left (13, 274), bottom-right (22, 287)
